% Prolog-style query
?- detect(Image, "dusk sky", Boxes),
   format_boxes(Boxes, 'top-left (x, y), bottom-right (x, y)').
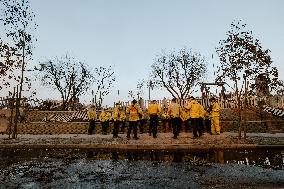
top-left (25, 0), bottom-right (284, 105)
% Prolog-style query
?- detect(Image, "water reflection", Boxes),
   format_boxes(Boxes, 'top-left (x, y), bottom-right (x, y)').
top-left (0, 148), bottom-right (283, 169)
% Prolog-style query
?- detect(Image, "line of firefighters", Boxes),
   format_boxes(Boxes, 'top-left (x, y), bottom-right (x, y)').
top-left (87, 97), bottom-right (221, 140)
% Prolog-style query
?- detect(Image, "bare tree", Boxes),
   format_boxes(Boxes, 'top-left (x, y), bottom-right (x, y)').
top-left (216, 19), bottom-right (280, 139)
top-left (38, 54), bottom-right (93, 110)
top-left (92, 66), bottom-right (116, 108)
top-left (150, 48), bottom-right (207, 100)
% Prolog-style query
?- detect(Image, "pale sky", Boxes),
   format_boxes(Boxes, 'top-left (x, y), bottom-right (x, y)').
top-left (8, 0), bottom-right (284, 106)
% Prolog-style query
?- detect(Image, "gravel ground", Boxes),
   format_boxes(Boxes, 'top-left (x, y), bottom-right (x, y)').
top-left (0, 132), bottom-right (283, 146)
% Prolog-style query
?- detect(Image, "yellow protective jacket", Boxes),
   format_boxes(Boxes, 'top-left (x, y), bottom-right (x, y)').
top-left (112, 106), bottom-right (125, 121)
top-left (185, 100), bottom-right (201, 119)
top-left (148, 103), bottom-right (161, 115)
top-left (87, 109), bottom-right (97, 120)
top-left (167, 102), bottom-right (181, 118)
top-left (199, 104), bottom-right (206, 119)
top-left (126, 104), bottom-right (143, 121)
top-left (211, 102), bottom-right (221, 117)
top-left (99, 111), bottom-right (111, 122)
top-left (180, 109), bottom-right (189, 122)
top-left (120, 111), bottom-right (126, 121)
top-left (161, 111), bottom-right (170, 119)
top-left (140, 111), bottom-right (148, 120)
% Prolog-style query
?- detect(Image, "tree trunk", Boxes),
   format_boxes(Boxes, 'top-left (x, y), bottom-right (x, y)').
top-left (243, 76), bottom-right (248, 140)
top-left (236, 83), bottom-right (242, 140)
top-left (13, 40), bottom-right (26, 139)
top-left (12, 85), bottom-right (20, 139)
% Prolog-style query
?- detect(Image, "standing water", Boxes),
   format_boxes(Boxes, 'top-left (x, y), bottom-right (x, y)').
top-left (0, 148), bottom-right (283, 188)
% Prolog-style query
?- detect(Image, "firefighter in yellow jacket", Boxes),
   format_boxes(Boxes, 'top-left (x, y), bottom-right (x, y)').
top-left (180, 108), bottom-right (189, 132)
top-left (99, 109), bottom-right (111, 135)
top-left (161, 108), bottom-right (170, 132)
top-left (120, 109), bottom-right (127, 133)
top-left (87, 105), bottom-right (97, 135)
top-left (210, 97), bottom-right (221, 135)
top-left (185, 96), bottom-right (202, 138)
top-left (198, 102), bottom-right (206, 133)
top-left (168, 98), bottom-right (181, 139)
top-left (126, 99), bottom-right (143, 139)
top-left (148, 100), bottom-right (161, 138)
top-left (112, 103), bottom-right (124, 138)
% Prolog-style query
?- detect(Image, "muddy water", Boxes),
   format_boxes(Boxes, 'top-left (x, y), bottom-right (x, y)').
top-left (0, 149), bottom-right (283, 189)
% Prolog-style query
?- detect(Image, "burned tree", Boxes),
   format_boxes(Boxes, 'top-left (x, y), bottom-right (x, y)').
top-left (38, 54), bottom-right (93, 110)
top-left (216, 19), bottom-right (280, 139)
top-left (92, 66), bottom-right (116, 108)
top-left (150, 48), bottom-right (207, 100)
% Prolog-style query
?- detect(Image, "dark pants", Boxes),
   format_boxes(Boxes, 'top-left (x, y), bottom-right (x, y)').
top-left (185, 119), bottom-right (190, 132)
top-left (127, 121), bottom-right (138, 139)
top-left (113, 121), bottom-right (121, 137)
top-left (205, 119), bottom-right (211, 132)
top-left (199, 117), bottom-right (205, 133)
top-left (120, 121), bottom-right (126, 133)
top-left (88, 120), bottom-right (96, 135)
top-left (171, 117), bottom-right (180, 138)
top-left (101, 121), bottom-right (109, 135)
top-left (139, 119), bottom-right (146, 133)
top-left (191, 118), bottom-right (202, 137)
top-left (162, 119), bottom-right (169, 132)
top-left (177, 118), bottom-right (182, 135)
top-left (149, 115), bottom-right (158, 137)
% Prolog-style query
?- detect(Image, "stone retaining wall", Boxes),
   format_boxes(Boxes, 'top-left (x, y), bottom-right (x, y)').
top-left (15, 120), bottom-right (283, 135)
top-left (1, 109), bottom-right (283, 135)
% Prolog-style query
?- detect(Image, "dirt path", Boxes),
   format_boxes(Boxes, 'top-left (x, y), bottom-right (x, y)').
top-left (0, 132), bottom-right (283, 150)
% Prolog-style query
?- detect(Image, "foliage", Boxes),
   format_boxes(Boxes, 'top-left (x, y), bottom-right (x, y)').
top-left (150, 47), bottom-right (207, 99)
top-left (216, 19), bottom-right (279, 99)
top-left (128, 79), bottom-right (145, 100)
top-left (0, 0), bottom-right (37, 94)
top-left (92, 65), bottom-right (116, 107)
top-left (38, 54), bottom-right (93, 110)
top-left (0, 0), bottom-right (37, 139)
top-left (0, 41), bottom-right (19, 90)
top-left (215, 19), bottom-right (281, 139)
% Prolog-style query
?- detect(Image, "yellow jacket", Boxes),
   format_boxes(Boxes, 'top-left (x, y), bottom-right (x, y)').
top-left (140, 111), bottom-right (148, 120)
top-left (185, 100), bottom-right (201, 119)
top-left (148, 103), bottom-right (161, 115)
top-left (120, 111), bottom-right (126, 121)
top-left (211, 102), bottom-right (221, 117)
top-left (87, 109), bottom-right (97, 120)
top-left (126, 104), bottom-right (143, 121)
top-left (199, 104), bottom-right (206, 119)
top-left (180, 109), bottom-right (189, 121)
top-left (161, 111), bottom-right (170, 119)
top-left (168, 102), bottom-right (181, 118)
top-left (112, 106), bottom-right (125, 121)
top-left (99, 110), bottom-right (111, 122)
